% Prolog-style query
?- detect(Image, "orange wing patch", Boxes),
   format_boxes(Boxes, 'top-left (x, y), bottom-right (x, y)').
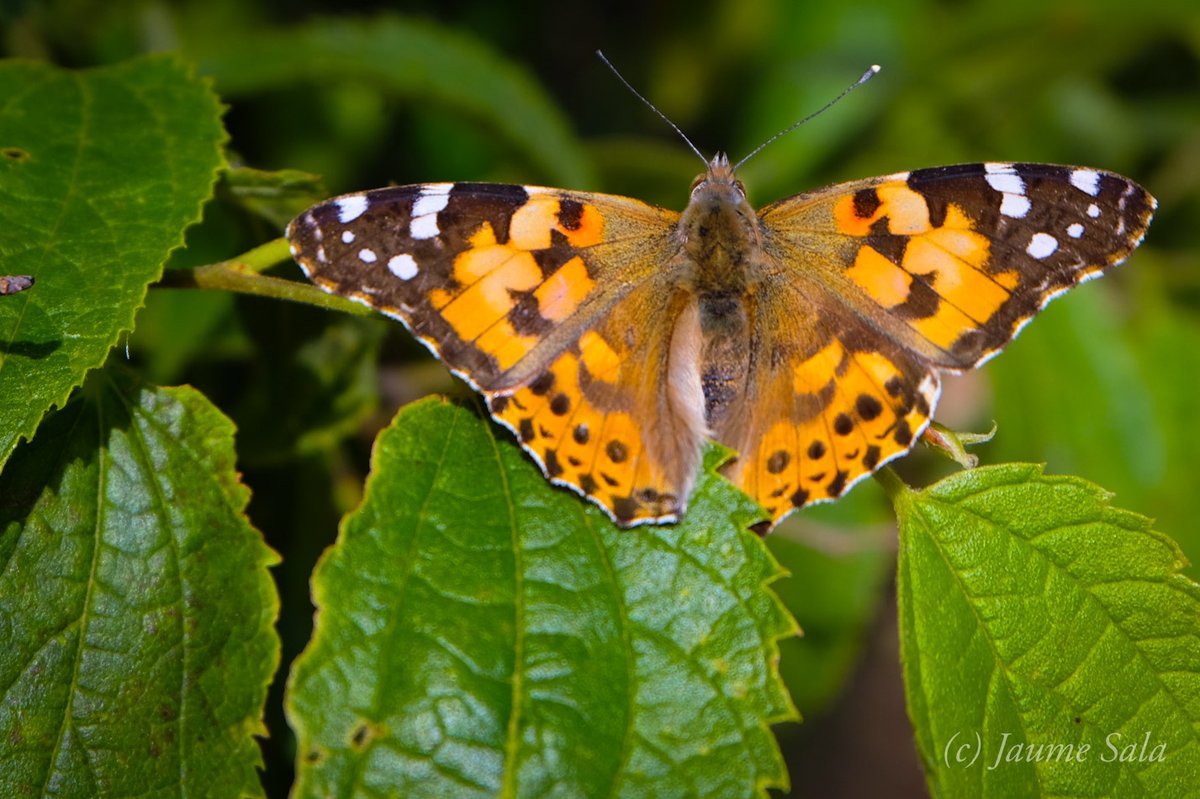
top-left (426, 197), bottom-right (605, 373)
top-left (485, 281), bottom-right (706, 527)
top-left (724, 345), bottom-right (937, 524)
top-left (510, 192), bottom-right (606, 249)
top-left (488, 338), bottom-right (682, 526)
top-left (835, 180), bottom-right (1014, 346)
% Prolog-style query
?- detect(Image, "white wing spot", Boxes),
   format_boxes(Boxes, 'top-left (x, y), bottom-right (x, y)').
top-left (316, 246), bottom-right (328, 263)
top-left (1026, 232), bottom-right (1058, 259)
top-left (342, 230), bottom-right (356, 244)
top-left (917, 373), bottom-right (939, 404)
top-left (1067, 222), bottom-right (1085, 238)
top-left (1070, 169), bottom-right (1101, 196)
top-left (985, 171), bottom-right (1025, 196)
top-left (358, 248), bottom-right (378, 263)
top-left (412, 191), bottom-right (450, 217)
top-left (336, 195), bottom-right (369, 223)
top-left (410, 214), bottom-right (440, 240)
top-left (1000, 193), bottom-right (1031, 219)
top-left (388, 254), bottom-right (419, 280)
top-left (1087, 203), bottom-right (1101, 218)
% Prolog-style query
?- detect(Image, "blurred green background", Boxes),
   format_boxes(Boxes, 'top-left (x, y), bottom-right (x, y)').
top-left (4, 0), bottom-right (1196, 795)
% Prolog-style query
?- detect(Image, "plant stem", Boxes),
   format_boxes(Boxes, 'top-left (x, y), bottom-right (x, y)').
top-left (154, 237), bottom-right (371, 316)
top-left (874, 466), bottom-right (910, 507)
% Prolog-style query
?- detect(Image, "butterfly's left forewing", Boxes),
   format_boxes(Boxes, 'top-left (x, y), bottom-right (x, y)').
top-left (287, 182), bottom-right (705, 525)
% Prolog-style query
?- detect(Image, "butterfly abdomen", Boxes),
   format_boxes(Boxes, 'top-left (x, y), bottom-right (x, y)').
top-left (696, 292), bottom-right (751, 427)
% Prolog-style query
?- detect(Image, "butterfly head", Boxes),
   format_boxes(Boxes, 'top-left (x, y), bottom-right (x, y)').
top-left (689, 152), bottom-right (749, 208)
top-left (691, 153), bottom-right (744, 194)
top-left (682, 153), bottom-right (760, 291)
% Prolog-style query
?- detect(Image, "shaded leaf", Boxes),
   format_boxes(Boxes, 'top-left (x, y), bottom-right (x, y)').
top-left (0, 371), bottom-right (279, 798)
top-left (894, 464), bottom-right (1200, 797)
top-left (219, 165), bottom-right (327, 230)
top-left (287, 398), bottom-right (796, 798)
top-left (0, 55), bottom-right (226, 467)
top-left (197, 16), bottom-right (592, 188)
top-left (231, 312), bottom-right (384, 466)
top-left (1123, 264), bottom-right (1200, 564)
top-left (986, 285), bottom-right (1161, 517)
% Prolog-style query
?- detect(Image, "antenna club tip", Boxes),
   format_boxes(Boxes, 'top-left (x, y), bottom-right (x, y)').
top-left (859, 64), bottom-right (882, 84)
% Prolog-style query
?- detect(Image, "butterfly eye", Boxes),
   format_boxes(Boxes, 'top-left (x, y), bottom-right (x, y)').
top-left (689, 175), bottom-right (706, 194)
top-left (733, 179), bottom-right (747, 198)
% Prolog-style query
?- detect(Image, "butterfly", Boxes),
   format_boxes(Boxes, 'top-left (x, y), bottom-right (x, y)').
top-left (287, 153), bottom-right (1154, 530)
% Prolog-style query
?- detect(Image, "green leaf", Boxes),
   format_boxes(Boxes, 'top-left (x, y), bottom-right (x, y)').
top-left (1126, 268), bottom-right (1200, 566)
top-left (231, 312), bottom-right (384, 466)
top-left (219, 165), bottom-right (327, 231)
top-left (0, 370), bottom-right (279, 798)
top-left (287, 398), bottom-right (796, 798)
top-left (894, 464), bottom-right (1200, 798)
top-left (0, 55), bottom-right (227, 468)
top-left (986, 284), bottom-right (1162, 526)
top-left (197, 15), bottom-right (592, 188)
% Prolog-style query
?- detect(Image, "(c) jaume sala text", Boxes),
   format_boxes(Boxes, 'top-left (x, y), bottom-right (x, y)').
top-left (943, 730), bottom-right (1166, 770)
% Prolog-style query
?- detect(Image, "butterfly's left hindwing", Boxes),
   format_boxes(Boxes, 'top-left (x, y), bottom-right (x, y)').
top-left (287, 182), bottom-right (705, 525)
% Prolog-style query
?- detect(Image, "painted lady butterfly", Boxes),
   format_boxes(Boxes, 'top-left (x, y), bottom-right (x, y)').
top-left (288, 115), bottom-right (1153, 529)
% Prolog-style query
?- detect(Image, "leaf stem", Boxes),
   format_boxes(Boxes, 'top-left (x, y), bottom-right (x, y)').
top-left (154, 237), bottom-right (372, 316)
top-left (874, 466), bottom-right (910, 507)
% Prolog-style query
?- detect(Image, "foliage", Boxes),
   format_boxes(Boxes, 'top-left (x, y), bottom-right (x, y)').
top-left (1, 1), bottom-right (1197, 797)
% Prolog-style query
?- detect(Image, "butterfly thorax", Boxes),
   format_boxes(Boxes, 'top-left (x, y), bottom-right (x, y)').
top-left (679, 154), bottom-right (761, 295)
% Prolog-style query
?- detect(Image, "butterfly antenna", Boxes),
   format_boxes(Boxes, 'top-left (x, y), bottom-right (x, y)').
top-left (733, 64), bottom-right (881, 173)
top-left (596, 50), bottom-right (708, 166)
